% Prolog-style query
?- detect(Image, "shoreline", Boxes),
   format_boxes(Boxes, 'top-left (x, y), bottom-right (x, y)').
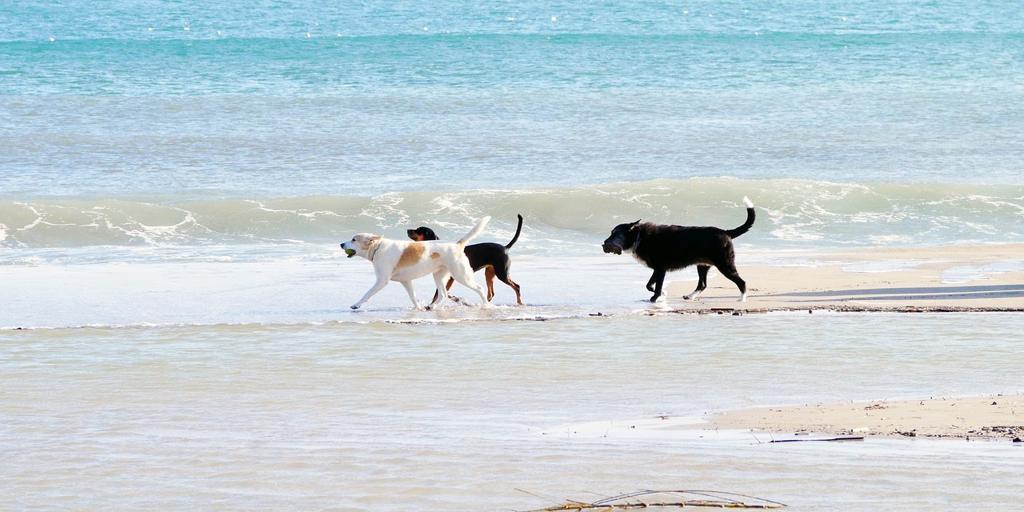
top-left (660, 305), bottom-right (1024, 315)
top-left (3, 242), bottom-right (1021, 330)
top-left (6, 304), bottom-right (1024, 333)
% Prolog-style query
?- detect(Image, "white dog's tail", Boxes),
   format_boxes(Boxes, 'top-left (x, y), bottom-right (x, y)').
top-left (457, 216), bottom-right (491, 246)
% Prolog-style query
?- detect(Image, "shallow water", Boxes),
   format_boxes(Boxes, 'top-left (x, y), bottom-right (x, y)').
top-left (3, 314), bottom-right (1023, 510)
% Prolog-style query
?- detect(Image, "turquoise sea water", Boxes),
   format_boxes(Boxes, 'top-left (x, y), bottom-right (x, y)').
top-left (2, 0), bottom-right (1023, 197)
top-left (2, 1), bottom-right (1023, 254)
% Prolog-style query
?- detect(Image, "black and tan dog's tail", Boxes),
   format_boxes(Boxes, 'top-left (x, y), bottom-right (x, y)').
top-left (505, 214), bottom-right (524, 249)
top-left (726, 197), bottom-right (755, 239)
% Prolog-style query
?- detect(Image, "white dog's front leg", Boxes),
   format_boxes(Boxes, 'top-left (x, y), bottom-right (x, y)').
top-left (351, 275), bottom-right (389, 310)
top-left (399, 280), bottom-right (423, 310)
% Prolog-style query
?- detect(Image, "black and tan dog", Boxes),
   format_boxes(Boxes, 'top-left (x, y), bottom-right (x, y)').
top-left (602, 198), bottom-right (755, 303)
top-left (408, 214), bottom-right (524, 305)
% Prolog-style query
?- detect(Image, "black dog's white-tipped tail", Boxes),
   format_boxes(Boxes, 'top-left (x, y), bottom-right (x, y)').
top-left (457, 216), bottom-right (491, 246)
top-left (726, 197), bottom-right (756, 238)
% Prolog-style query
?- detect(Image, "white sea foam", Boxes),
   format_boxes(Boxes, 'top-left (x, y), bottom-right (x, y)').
top-left (2, 179), bottom-right (1021, 253)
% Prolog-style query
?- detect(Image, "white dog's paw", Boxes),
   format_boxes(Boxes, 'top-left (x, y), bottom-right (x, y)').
top-left (481, 302), bottom-right (494, 309)
top-left (738, 294), bottom-right (747, 303)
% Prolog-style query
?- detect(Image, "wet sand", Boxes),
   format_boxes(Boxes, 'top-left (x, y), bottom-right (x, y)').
top-left (708, 394), bottom-right (1024, 441)
top-left (663, 243), bottom-right (1024, 312)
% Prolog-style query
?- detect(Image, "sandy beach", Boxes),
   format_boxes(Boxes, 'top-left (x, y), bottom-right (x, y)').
top-left (664, 243), bottom-right (1024, 313)
top-left (708, 394), bottom-right (1024, 441)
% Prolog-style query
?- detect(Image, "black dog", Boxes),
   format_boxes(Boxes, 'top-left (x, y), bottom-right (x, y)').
top-left (602, 198), bottom-right (755, 303)
top-left (408, 214), bottom-right (524, 305)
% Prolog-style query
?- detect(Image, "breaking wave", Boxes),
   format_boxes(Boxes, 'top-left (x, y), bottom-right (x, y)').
top-left (2, 178), bottom-right (1022, 252)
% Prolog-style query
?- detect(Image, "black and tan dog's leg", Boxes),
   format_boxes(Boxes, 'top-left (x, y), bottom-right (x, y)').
top-left (649, 268), bottom-right (667, 303)
top-left (492, 263), bottom-right (523, 305)
top-left (484, 266), bottom-right (496, 301)
top-left (684, 265), bottom-right (711, 300)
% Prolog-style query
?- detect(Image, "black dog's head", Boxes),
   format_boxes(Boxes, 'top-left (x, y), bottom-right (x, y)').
top-left (407, 226), bottom-right (439, 242)
top-left (602, 220), bottom-right (641, 255)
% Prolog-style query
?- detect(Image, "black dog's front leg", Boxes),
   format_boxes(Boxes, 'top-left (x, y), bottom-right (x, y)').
top-left (649, 268), bottom-right (666, 302)
top-left (646, 270), bottom-right (659, 292)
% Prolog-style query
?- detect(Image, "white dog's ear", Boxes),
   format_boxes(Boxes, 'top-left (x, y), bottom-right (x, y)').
top-left (364, 235), bottom-right (383, 250)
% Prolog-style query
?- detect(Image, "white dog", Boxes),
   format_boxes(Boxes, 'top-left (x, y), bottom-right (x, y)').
top-left (341, 217), bottom-right (492, 310)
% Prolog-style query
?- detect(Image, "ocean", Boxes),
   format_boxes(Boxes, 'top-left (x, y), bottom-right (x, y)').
top-left (2, 1), bottom-right (1023, 510)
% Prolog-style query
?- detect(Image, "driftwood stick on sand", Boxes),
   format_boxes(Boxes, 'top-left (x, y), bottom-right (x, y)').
top-left (523, 489), bottom-right (787, 510)
top-left (769, 436), bottom-right (865, 443)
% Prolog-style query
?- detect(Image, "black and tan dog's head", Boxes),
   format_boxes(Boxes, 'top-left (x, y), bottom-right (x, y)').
top-left (407, 226), bottom-right (439, 242)
top-left (602, 220), bottom-right (642, 255)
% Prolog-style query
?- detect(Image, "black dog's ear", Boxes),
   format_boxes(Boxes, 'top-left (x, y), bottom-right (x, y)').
top-left (631, 219), bottom-right (642, 225)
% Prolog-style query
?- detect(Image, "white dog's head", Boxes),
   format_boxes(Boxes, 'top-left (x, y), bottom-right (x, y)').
top-left (340, 233), bottom-right (382, 259)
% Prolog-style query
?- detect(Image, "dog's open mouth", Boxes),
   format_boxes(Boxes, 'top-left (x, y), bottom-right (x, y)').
top-left (345, 248), bottom-right (357, 258)
top-left (602, 243), bottom-right (622, 255)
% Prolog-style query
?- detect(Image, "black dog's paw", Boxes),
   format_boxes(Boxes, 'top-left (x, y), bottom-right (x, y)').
top-left (649, 295), bottom-right (661, 303)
